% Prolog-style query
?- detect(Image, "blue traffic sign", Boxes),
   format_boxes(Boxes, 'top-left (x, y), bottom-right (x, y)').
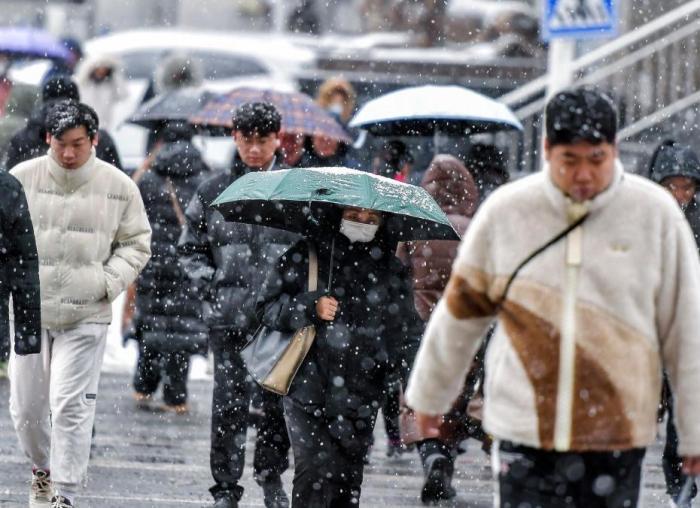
top-left (543, 0), bottom-right (617, 41)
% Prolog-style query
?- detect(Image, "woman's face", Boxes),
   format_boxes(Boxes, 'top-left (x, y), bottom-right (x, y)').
top-left (342, 207), bottom-right (382, 226)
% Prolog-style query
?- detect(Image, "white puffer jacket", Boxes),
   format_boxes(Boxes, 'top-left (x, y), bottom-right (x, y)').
top-left (11, 149), bottom-right (151, 329)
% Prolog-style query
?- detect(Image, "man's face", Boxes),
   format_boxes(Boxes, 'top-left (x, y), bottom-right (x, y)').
top-left (233, 130), bottom-right (279, 170)
top-left (545, 139), bottom-right (617, 203)
top-left (662, 175), bottom-right (697, 208)
top-left (47, 126), bottom-right (97, 170)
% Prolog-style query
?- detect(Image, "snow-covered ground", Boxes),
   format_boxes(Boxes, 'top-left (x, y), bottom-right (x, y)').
top-left (102, 293), bottom-right (212, 381)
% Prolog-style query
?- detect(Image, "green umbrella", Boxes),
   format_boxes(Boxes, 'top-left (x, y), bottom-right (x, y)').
top-left (211, 167), bottom-right (459, 241)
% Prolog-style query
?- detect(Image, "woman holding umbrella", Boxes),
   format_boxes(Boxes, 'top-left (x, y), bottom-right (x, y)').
top-left (256, 204), bottom-right (423, 507)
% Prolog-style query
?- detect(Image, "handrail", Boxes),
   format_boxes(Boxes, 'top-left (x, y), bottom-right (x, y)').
top-left (619, 89), bottom-right (700, 140)
top-left (500, 0), bottom-right (700, 107)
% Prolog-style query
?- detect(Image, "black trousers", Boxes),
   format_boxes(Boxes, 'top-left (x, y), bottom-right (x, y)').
top-left (0, 333), bottom-right (8, 362)
top-left (663, 378), bottom-right (698, 503)
top-left (284, 397), bottom-right (377, 508)
top-left (209, 329), bottom-right (290, 501)
top-left (496, 441), bottom-right (646, 508)
top-left (133, 342), bottom-right (191, 405)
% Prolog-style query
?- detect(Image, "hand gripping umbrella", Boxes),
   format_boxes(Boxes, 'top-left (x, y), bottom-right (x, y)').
top-left (210, 166), bottom-right (459, 241)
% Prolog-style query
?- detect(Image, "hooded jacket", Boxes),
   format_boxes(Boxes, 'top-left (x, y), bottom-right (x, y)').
top-left (257, 231), bottom-right (423, 422)
top-left (406, 161), bottom-right (700, 455)
top-left (10, 149), bottom-right (151, 329)
top-left (177, 153), bottom-right (297, 333)
top-left (135, 141), bottom-right (210, 353)
top-left (649, 140), bottom-right (700, 247)
top-left (400, 155), bottom-right (479, 321)
top-left (0, 171), bottom-right (41, 354)
top-left (75, 54), bottom-right (128, 131)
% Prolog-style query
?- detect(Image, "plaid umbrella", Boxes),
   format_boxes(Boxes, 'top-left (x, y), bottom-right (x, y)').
top-left (189, 87), bottom-right (352, 143)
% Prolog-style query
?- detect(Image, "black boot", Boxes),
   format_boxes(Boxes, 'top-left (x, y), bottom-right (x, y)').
top-left (261, 477), bottom-right (289, 508)
top-left (421, 453), bottom-right (457, 504)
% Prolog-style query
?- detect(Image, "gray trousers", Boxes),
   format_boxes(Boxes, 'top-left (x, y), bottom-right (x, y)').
top-left (9, 323), bottom-right (108, 498)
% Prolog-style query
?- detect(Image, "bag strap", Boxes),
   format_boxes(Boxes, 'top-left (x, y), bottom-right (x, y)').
top-left (497, 213), bottom-right (589, 307)
top-left (308, 242), bottom-right (318, 292)
top-left (165, 177), bottom-right (187, 228)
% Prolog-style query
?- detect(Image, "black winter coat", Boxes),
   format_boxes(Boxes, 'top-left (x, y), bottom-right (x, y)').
top-left (135, 141), bottom-right (210, 353)
top-left (178, 154), bottom-right (298, 333)
top-left (257, 233), bottom-right (422, 421)
top-left (0, 170), bottom-right (41, 354)
top-left (3, 104), bottom-right (122, 171)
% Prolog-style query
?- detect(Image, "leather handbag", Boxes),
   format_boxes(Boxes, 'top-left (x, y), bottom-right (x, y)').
top-left (241, 243), bottom-right (318, 396)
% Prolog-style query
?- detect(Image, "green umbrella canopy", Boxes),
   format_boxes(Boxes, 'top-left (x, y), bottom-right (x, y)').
top-left (211, 167), bottom-right (460, 241)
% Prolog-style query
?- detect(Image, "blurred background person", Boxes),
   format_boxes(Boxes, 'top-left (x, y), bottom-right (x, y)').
top-left (372, 139), bottom-right (414, 181)
top-left (3, 76), bottom-right (122, 171)
top-left (467, 142), bottom-right (510, 203)
top-left (128, 122), bottom-right (211, 414)
top-left (279, 132), bottom-right (307, 168)
top-left (397, 154), bottom-right (482, 504)
top-left (75, 53), bottom-right (127, 132)
top-left (648, 139), bottom-right (700, 508)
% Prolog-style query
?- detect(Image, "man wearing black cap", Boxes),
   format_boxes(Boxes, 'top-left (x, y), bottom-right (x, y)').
top-left (407, 87), bottom-right (700, 507)
top-left (3, 75), bottom-right (122, 171)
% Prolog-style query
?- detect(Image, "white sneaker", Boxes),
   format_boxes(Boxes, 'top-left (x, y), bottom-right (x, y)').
top-left (50, 495), bottom-right (74, 508)
top-left (30, 468), bottom-right (52, 503)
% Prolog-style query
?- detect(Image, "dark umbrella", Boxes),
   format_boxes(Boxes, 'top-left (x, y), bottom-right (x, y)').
top-left (0, 27), bottom-right (70, 60)
top-left (211, 166), bottom-right (459, 241)
top-left (189, 87), bottom-right (352, 143)
top-left (128, 88), bottom-right (215, 130)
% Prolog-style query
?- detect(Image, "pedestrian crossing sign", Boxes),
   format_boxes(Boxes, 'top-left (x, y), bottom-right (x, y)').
top-left (543, 0), bottom-right (617, 41)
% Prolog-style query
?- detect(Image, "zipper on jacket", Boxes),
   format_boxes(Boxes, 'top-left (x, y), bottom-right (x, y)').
top-left (554, 223), bottom-right (583, 451)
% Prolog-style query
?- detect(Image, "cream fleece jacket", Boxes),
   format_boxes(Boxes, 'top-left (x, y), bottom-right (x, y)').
top-left (406, 161), bottom-right (700, 455)
top-left (10, 149), bottom-right (151, 329)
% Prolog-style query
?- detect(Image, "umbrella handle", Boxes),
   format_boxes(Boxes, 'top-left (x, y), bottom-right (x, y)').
top-left (327, 237), bottom-right (335, 292)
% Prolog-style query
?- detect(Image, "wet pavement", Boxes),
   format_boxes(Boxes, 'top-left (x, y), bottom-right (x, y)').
top-left (0, 374), bottom-right (672, 507)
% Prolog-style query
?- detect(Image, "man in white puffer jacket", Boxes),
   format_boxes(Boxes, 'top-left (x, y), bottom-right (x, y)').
top-left (406, 88), bottom-right (700, 508)
top-left (8, 101), bottom-right (151, 508)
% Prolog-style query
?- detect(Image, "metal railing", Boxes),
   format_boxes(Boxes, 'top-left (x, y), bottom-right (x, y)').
top-left (502, 0), bottom-right (700, 173)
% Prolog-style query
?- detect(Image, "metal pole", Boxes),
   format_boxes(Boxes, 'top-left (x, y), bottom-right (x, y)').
top-left (546, 38), bottom-right (576, 99)
top-left (272, 0), bottom-right (286, 34)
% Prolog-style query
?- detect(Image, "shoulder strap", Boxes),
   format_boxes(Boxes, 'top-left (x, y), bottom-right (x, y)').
top-left (307, 242), bottom-right (318, 292)
top-left (498, 213), bottom-right (589, 306)
top-left (165, 177), bottom-right (187, 227)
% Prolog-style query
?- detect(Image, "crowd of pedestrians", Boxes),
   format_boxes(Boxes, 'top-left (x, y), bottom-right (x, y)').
top-left (1, 39), bottom-right (700, 508)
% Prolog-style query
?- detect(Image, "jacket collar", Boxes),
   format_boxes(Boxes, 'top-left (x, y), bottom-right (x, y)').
top-left (542, 159), bottom-right (624, 220)
top-left (229, 152), bottom-right (277, 179)
top-left (47, 147), bottom-right (97, 192)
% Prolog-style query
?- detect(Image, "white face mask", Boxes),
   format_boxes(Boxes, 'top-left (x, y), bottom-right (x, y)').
top-left (327, 103), bottom-right (344, 116)
top-left (340, 219), bottom-right (378, 243)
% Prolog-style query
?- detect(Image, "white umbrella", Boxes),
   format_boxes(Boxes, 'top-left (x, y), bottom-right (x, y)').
top-left (349, 84), bottom-right (523, 136)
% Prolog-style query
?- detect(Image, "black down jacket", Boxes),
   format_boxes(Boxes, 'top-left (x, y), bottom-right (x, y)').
top-left (178, 154), bottom-right (298, 334)
top-left (0, 170), bottom-right (41, 354)
top-left (257, 232), bottom-right (423, 421)
top-left (134, 141), bottom-right (210, 353)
